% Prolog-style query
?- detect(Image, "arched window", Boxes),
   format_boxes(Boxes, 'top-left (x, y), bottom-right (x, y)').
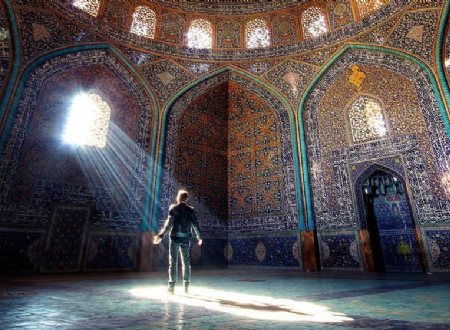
top-left (72, 0), bottom-right (100, 17)
top-left (130, 6), bottom-right (156, 39)
top-left (356, 0), bottom-right (388, 18)
top-left (245, 19), bottom-right (270, 49)
top-left (186, 19), bottom-right (212, 49)
top-left (349, 96), bottom-right (387, 143)
top-left (301, 7), bottom-right (328, 39)
top-left (63, 93), bottom-right (111, 148)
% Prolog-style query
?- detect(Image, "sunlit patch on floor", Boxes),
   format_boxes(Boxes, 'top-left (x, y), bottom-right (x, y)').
top-left (129, 286), bottom-right (353, 323)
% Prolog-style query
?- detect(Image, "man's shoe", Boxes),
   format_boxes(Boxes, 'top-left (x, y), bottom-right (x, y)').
top-left (167, 286), bottom-right (174, 294)
top-left (184, 285), bottom-right (189, 294)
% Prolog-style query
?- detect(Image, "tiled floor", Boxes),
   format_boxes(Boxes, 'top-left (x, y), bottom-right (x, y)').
top-left (0, 269), bottom-right (449, 329)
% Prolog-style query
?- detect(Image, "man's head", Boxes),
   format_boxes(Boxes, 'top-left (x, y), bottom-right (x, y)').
top-left (176, 190), bottom-right (188, 203)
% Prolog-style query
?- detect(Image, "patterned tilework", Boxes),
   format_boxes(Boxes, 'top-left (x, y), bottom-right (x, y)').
top-left (272, 14), bottom-right (297, 45)
top-left (446, 23), bottom-right (450, 80)
top-left (160, 71), bottom-right (299, 234)
top-left (84, 234), bottom-right (138, 270)
top-left (304, 48), bottom-right (450, 271)
top-left (217, 19), bottom-right (241, 48)
top-left (423, 228), bottom-right (450, 272)
top-left (41, 207), bottom-right (89, 272)
top-left (117, 46), bottom-right (160, 66)
top-left (233, 59), bottom-right (284, 75)
top-left (172, 82), bottom-right (229, 230)
top-left (0, 231), bottom-right (44, 273)
top-left (17, 7), bottom-right (103, 63)
top-left (353, 14), bottom-right (400, 45)
top-left (159, 13), bottom-right (185, 44)
top-left (387, 10), bottom-right (439, 65)
top-left (0, 49), bottom-right (153, 231)
top-left (47, 0), bottom-right (409, 61)
top-left (175, 60), bottom-right (223, 77)
top-left (140, 60), bottom-right (193, 105)
top-left (227, 234), bottom-right (300, 267)
top-left (328, 0), bottom-right (354, 30)
top-left (318, 232), bottom-right (361, 270)
top-left (265, 60), bottom-right (317, 106)
top-left (0, 1), bottom-right (10, 92)
top-left (228, 82), bottom-right (286, 219)
top-left (295, 44), bottom-right (343, 66)
top-left (102, 0), bottom-right (130, 27)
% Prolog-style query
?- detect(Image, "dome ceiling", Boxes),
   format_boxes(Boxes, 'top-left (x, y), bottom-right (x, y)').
top-left (147, 0), bottom-right (309, 14)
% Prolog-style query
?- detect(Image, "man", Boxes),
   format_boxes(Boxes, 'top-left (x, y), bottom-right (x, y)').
top-left (153, 190), bottom-right (202, 294)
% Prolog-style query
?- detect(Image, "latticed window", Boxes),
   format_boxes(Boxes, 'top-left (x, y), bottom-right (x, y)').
top-left (349, 96), bottom-right (387, 143)
top-left (301, 7), bottom-right (328, 39)
top-left (186, 19), bottom-right (212, 49)
top-left (63, 93), bottom-right (111, 148)
top-left (245, 19), bottom-right (270, 49)
top-left (356, 0), bottom-right (388, 18)
top-left (130, 6), bottom-right (156, 38)
top-left (72, 0), bottom-right (100, 17)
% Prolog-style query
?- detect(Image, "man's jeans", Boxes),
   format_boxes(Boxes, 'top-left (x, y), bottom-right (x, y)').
top-left (168, 238), bottom-right (191, 287)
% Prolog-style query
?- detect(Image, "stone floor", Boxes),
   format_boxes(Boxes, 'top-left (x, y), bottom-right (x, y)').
top-left (0, 269), bottom-right (449, 329)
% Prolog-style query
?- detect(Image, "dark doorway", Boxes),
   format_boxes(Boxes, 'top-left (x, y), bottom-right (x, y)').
top-left (362, 170), bottom-right (423, 272)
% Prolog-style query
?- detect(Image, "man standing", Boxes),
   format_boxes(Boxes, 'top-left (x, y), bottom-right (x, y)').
top-left (153, 190), bottom-right (202, 294)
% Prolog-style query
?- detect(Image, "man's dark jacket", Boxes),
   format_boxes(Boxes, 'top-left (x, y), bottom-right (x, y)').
top-left (158, 203), bottom-right (202, 240)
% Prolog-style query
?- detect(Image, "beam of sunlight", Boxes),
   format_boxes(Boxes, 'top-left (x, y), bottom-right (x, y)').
top-left (129, 286), bottom-right (353, 323)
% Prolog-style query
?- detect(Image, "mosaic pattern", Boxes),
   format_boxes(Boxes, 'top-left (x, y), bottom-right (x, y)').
top-left (233, 59), bottom-right (284, 76)
top-left (227, 234), bottom-right (300, 267)
top-left (305, 49), bottom-right (450, 271)
top-left (318, 233), bottom-right (361, 270)
top-left (140, 60), bottom-right (193, 105)
top-left (272, 14), bottom-right (297, 45)
top-left (0, 2), bottom-right (10, 93)
top-left (130, 6), bottom-right (156, 39)
top-left (73, 0), bottom-right (100, 17)
top-left (84, 234), bottom-right (138, 270)
top-left (17, 9), bottom-right (74, 63)
top-left (301, 6), bottom-right (328, 39)
top-left (160, 71), bottom-right (299, 234)
top-left (41, 207), bottom-right (89, 272)
top-left (356, 0), bottom-right (388, 18)
top-left (328, 0), bottom-right (354, 30)
top-left (102, 0), bottom-right (129, 27)
top-left (0, 50), bottom-right (153, 234)
top-left (423, 228), bottom-right (450, 271)
top-left (265, 60), bottom-right (317, 106)
top-left (245, 18), bottom-right (270, 49)
top-left (447, 23), bottom-right (450, 80)
top-left (217, 19), bottom-right (240, 48)
top-left (387, 10), bottom-right (439, 65)
top-left (117, 46), bottom-right (160, 66)
top-left (175, 60), bottom-right (223, 76)
top-left (0, 231), bottom-right (44, 273)
top-left (353, 13), bottom-right (400, 45)
top-left (159, 13), bottom-right (184, 44)
top-left (48, 0), bottom-right (408, 60)
top-left (296, 44), bottom-right (343, 66)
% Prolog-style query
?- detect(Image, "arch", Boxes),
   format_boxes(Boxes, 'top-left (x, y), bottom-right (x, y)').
top-left (73, 0), bottom-right (101, 17)
top-left (187, 19), bottom-right (213, 49)
top-left (0, 0), bottom-right (20, 127)
top-left (347, 94), bottom-right (387, 144)
top-left (245, 18), bottom-right (270, 49)
top-left (354, 163), bottom-right (413, 229)
top-left (298, 44), bottom-right (450, 230)
top-left (355, 0), bottom-right (388, 18)
top-left (150, 66), bottom-right (304, 232)
top-left (301, 6), bottom-right (328, 39)
top-left (436, 0), bottom-right (450, 108)
top-left (130, 6), bottom-right (156, 39)
top-left (0, 44), bottom-right (159, 231)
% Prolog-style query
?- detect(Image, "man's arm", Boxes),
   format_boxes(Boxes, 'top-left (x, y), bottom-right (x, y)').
top-left (191, 210), bottom-right (202, 245)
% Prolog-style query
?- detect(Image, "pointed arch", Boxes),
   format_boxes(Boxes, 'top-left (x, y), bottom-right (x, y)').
top-left (298, 44), bottom-right (450, 230)
top-left (151, 67), bottom-right (304, 231)
top-left (0, 44), bottom-right (159, 231)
